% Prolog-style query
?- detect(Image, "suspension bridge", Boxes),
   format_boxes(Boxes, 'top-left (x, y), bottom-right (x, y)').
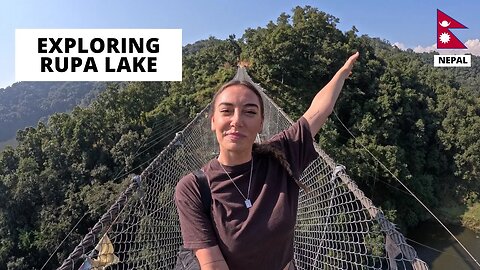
top-left (56, 67), bottom-right (429, 270)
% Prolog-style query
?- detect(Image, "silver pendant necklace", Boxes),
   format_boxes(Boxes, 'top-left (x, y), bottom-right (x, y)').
top-left (219, 157), bottom-right (254, 208)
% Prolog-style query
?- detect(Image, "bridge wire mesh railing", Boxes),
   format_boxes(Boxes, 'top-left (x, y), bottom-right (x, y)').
top-left (57, 68), bottom-right (428, 270)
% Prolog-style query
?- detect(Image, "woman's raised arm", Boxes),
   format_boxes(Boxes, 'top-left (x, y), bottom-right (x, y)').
top-left (303, 52), bottom-right (359, 136)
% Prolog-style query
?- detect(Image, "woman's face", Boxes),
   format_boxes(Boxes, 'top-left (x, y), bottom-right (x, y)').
top-left (211, 84), bottom-right (263, 155)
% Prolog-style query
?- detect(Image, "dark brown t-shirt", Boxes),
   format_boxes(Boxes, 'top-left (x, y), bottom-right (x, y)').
top-left (175, 117), bottom-right (318, 270)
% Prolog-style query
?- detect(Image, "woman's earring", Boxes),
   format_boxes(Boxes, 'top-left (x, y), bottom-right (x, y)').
top-left (256, 133), bottom-right (262, 143)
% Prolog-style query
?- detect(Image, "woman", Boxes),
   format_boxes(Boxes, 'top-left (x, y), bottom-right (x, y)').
top-left (175, 52), bottom-right (359, 270)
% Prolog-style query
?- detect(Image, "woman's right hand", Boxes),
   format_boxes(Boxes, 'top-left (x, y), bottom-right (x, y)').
top-left (195, 245), bottom-right (229, 270)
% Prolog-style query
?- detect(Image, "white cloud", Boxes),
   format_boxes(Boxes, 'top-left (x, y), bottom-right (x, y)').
top-left (465, 39), bottom-right (480, 55)
top-left (393, 39), bottom-right (480, 56)
top-left (392, 42), bottom-right (407, 50)
top-left (413, 44), bottom-right (436, 53)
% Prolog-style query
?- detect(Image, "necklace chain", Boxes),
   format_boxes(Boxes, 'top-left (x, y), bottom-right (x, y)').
top-left (218, 157), bottom-right (254, 208)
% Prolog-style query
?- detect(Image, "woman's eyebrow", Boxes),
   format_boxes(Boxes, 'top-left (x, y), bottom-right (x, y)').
top-left (244, 103), bottom-right (259, 108)
top-left (217, 102), bottom-right (259, 109)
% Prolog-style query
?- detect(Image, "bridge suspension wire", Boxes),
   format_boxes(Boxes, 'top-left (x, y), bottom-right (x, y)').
top-left (41, 109), bottom-right (192, 269)
top-left (333, 110), bottom-right (480, 269)
top-left (109, 118), bottom-right (191, 181)
top-left (56, 68), bottom-right (429, 270)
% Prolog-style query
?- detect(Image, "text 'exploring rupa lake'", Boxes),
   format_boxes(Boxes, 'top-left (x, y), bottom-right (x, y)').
top-left (15, 29), bottom-right (182, 82)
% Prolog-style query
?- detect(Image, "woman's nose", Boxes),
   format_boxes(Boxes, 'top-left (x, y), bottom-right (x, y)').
top-left (230, 110), bottom-right (243, 127)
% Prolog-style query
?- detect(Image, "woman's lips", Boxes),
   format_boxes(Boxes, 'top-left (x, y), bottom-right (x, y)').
top-left (224, 131), bottom-right (246, 140)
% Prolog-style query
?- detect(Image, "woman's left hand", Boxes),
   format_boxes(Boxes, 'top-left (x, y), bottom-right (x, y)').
top-left (339, 51), bottom-right (359, 79)
top-left (303, 51), bottom-right (360, 135)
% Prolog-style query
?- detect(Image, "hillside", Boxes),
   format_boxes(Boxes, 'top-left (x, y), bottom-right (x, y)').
top-left (0, 81), bottom-right (106, 149)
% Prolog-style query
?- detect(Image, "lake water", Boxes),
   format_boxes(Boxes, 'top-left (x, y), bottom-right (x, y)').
top-left (407, 221), bottom-right (480, 270)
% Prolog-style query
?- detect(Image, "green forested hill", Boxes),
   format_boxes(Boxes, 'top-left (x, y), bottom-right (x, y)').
top-left (0, 81), bottom-right (106, 148)
top-left (415, 50), bottom-right (480, 95)
top-left (0, 5), bottom-right (478, 269)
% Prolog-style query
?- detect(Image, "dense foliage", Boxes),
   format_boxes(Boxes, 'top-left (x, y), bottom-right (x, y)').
top-left (0, 82), bottom-right (106, 148)
top-left (0, 6), bottom-right (478, 269)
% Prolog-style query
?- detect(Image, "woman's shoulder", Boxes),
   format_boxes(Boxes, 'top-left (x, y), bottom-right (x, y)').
top-left (175, 159), bottom-right (217, 194)
top-left (267, 116), bottom-right (311, 144)
top-left (175, 172), bottom-right (196, 197)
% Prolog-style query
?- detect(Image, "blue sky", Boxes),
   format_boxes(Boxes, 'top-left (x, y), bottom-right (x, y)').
top-left (1, 0), bottom-right (479, 89)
